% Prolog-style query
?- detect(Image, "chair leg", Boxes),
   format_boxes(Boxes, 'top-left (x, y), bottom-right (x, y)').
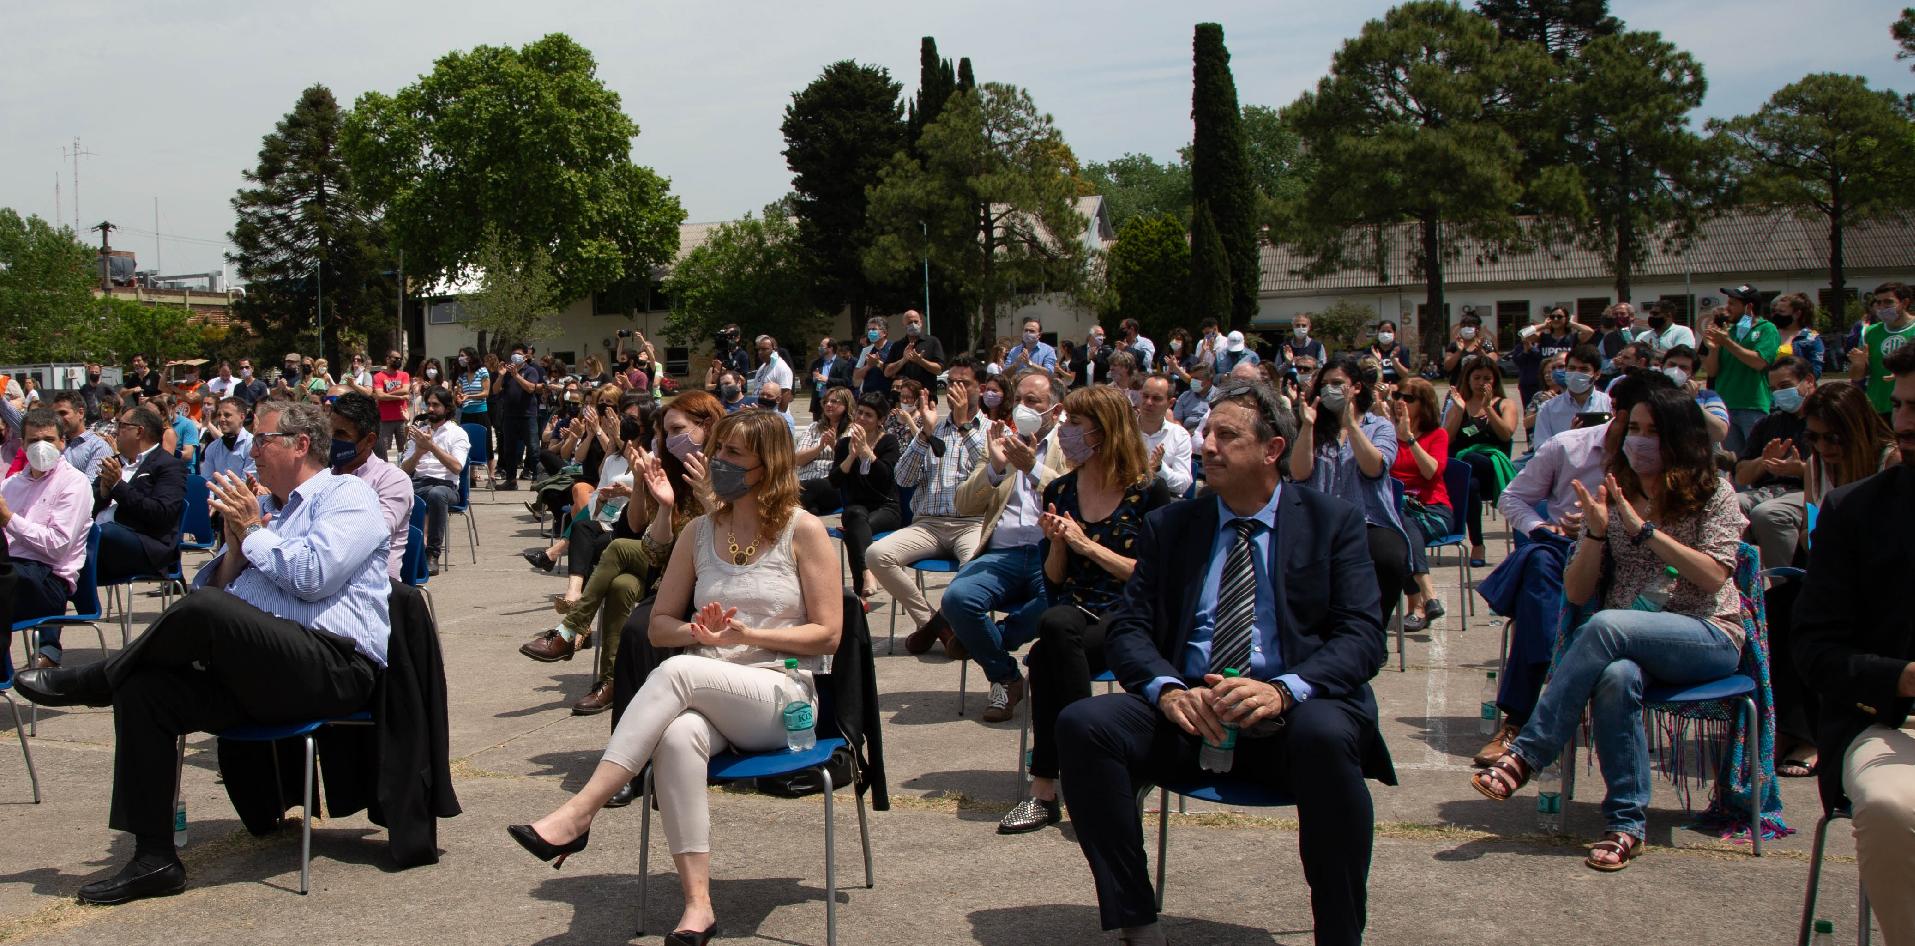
top-left (1153, 786), bottom-right (1170, 911)
top-left (1559, 738), bottom-right (1578, 835)
top-left (1015, 722), bottom-right (1030, 795)
top-left (1744, 696), bottom-right (1764, 857)
top-left (4, 693), bottom-right (39, 804)
top-left (1859, 875), bottom-right (1873, 946)
top-left (1498, 620), bottom-right (1512, 680)
top-left (855, 784), bottom-right (873, 890)
top-left (958, 660), bottom-right (968, 717)
top-left (636, 767), bottom-right (654, 936)
top-left (465, 513), bottom-right (478, 564)
top-left (300, 734), bottom-right (314, 895)
top-left (1395, 597), bottom-right (1407, 672)
top-left (822, 765), bottom-right (838, 946)
top-left (1798, 814), bottom-right (1833, 946)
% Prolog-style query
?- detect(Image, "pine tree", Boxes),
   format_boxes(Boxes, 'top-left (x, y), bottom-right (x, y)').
top-left (782, 61), bottom-right (907, 327)
top-left (1189, 23), bottom-right (1259, 329)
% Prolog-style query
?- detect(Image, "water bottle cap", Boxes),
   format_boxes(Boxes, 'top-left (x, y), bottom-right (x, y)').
top-left (1664, 565), bottom-right (1678, 576)
top-left (784, 657), bottom-right (798, 669)
top-left (1223, 667), bottom-right (1241, 678)
top-left (1487, 671), bottom-right (1497, 679)
top-left (1814, 920), bottom-right (1833, 934)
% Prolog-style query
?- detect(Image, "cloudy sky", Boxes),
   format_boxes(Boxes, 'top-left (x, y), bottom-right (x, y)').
top-left (3, 0), bottom-right (1909, 279)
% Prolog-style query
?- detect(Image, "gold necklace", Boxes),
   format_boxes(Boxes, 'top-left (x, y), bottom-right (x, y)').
top-left (726, 520), bottom-right (761, 565)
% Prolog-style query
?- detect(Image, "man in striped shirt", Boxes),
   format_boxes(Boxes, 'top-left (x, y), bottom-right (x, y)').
top-left (15, 400), bottom-right (391, 906)
top-left (871, 354), bottom-right (987, 652)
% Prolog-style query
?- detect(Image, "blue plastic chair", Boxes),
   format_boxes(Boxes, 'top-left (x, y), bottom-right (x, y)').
top-left (401, 523), bottom-right (435, 622)
top-left (0, 638), bottom-right (41, 803)
top-left (460, 422), bottom-right (493, 497)
top-left (829, 486), bottom-right (913, 587)
top-left (634, 684), bottom-right (872, 945)
top-left (205, 709), bottom-right (375, 895)
top-left (179, 475), bottom-right (217, 553)
top-left (13, 525), bottom-right (107, 736)
top-left (103, 500), bottom-right (191, 644)
top-left (1145, 776), bottom-right (1295, 909)
top-left (446, 463), bottom-right (477, 565)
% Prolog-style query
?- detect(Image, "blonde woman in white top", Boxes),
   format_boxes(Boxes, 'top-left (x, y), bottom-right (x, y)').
top-left (509, 408), bottom-right (842, 944)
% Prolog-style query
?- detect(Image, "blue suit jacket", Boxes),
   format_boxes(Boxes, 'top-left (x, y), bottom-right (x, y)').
top-left (1105, 484), bottom-right (1397, 784)
top-left (92, 447), bottom-right (187, 569)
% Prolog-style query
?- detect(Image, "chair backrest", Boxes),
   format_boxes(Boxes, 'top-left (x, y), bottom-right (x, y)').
top-left (461, 422), bottom-right (490, 464)
top-left (182, 474), bottom-right (215, 545)
top-left (453, 462), bottom-right (470, 510)
top-left (68, 524), bottom-right (104, 617)
top-left (401, 524), bottom-right (429, 586)
top-left (410, 494), bottom-right (427, 532)
top-left (896, 484), bottom-right (916, 528)
top-left (1442, 456), bottom-right (1474, 522)
top-left (1388, 476), bottom-right (1405, 511)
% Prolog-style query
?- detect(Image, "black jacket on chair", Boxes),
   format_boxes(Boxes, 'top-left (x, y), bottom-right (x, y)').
top-left (1104, 487), bottom-right (1397, 785)
top-left (218, 582), bottom-right (461, 867)
top-left (92, 447), bottom-right (187, 571)
top-left (611, 591), bottom-right (889, 811)
top-left (1793, 464), bottom-right (1915, 811)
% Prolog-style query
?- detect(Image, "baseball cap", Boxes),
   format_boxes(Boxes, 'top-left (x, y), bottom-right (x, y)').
top-left (1720, 284), bottom-right (1761, 303)
top-left (1226, 330), bottom-right (1246, 352)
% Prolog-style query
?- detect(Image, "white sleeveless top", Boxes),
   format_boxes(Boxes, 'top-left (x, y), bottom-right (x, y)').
top-left (689, 513), bottom-right (829, 675)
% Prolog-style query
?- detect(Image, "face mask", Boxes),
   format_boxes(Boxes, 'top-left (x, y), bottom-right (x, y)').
top-left (708, 457), bottom-right (752, 503)
top-left (1875, 305), bottom-right (1898, 322)
top-left (1170, 339), bottom-right (1183, 352)
top-left (1564, 371), bottom-right (1594, 395)
top-left (1190, 379), bottom-right (1206, 395)
top-left (1770, 313), bottom-right (1792, 328)
top-left (241, 368), bottom-right (253, 378)
top-left (25, 440), bottom-right (60, 474)
top-left (821, 344), bottom-right (832, 355)
top-left (1376, 332), bottom-right (1394, 347)
top-left (1662, 366), bottom-right (1691, 386)
top-left (905, 323), bottom-right (921, 337)
top-left (719, 383), bottom-right (740, 400)
top-left (330, 438), bottom-right (361, 470)
top-left (1648, 316), bottom-right (1668, 330)
top-left (181, 374), bottom-right (198, 384)
top-left (1622, 434), bottom-right (1663, 476)
top-left (756, 397), bottom-right (778, 410)
top-left (980, 390), bottom-right (1003, 409)
top-left (1318, 385), bottom-right (1349, 416)
top-left (1011, 403), bottom-right (1044, 437)
top-left (87, 373), bottom-right (101, 383)
top-left (425, 368), bottom-right (439, 379)
top-left (1735, 314), bottom-right (1753, 333)
top-left (1459, 327), bottom-right (1478, 341)
top-left (1551, 368), bottom-right (1568, 388)
top-left (866, 329), bottom-right (881, 343)
top-left (457, 356), bottom-right (469, 367)
top-left (1056, 423), bottom-right (1096, 464)
top-left (221, 432), bottom-right (239, 449)
top-left (1293, 326), bottom-right (1309, 339)
top-left (666, 432), bottom-right (701, 461)
top-left (619, 417), bottom-right (645, 442)
top-left (1770, 386), bottom-right (1805, 413)
top-left (506, 353), bottom-right (523, 366)
top-left (1023, 331), bottom-right (1039, 346)
top-left (1090, 335), bottom-right (1104, 348)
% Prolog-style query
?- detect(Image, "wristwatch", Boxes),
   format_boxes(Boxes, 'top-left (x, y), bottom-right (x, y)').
top-left (243, 522), bottom-right (264, 540)
top-left (1630, 520), bottom-right (1658, 546)
top-left (1271, 679), bottom-right (1296, 715)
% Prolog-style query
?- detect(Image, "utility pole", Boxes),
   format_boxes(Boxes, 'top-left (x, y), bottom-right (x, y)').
top-left (396, 248), bottom-right (406, 360)
top-left (90, 220), bottom-right (118, 289)
top-left (54, 173), bottom-right (61, 228)
top-left (64, 138), bottom-right (96, 233)
top-left (920, 220), bottom-right (931, 337)
top-left (153, 197), bottom-right (163, 275)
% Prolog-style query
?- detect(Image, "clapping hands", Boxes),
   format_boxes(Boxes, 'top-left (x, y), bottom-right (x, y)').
top-left (689, 601), bottom-right (746, 646)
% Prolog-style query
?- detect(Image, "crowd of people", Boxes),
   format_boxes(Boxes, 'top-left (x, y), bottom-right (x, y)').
top-left (1, 288), bottom-right (1912, 946)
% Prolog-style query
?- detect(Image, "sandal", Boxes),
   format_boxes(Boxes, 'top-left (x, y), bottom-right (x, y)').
top-left (1470, 752), bottom-right (1532, 802)
top-left (551, 594), bottom-right (575, 615)
top-left (1777, 757), bottom-right (1818, 778)
top-left (1584, 832), bottom-right (1643, 872)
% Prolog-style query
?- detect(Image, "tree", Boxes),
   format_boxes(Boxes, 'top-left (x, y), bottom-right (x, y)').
top-left (906, 37), bottom-right (959, 149)
top-left (1476, 0), bottom-right (1618, 60)
top-left (1893, 7), bottom-right (1915, 67)
top-left (99, 296), bottom-right (204, 366)
top-left (0, 209), bottom-right (105, 362)
top-left (663, 207), bottom-right (830, 348)
top-left (1711, 74), bottom-right (1915, 314)
top-left (1186, 205), bottom-right (1232, 328)
top-left (229, 84), bottom-right (393, 364)
top-left (457, 229), bottom-right (562, 349)
top-left (343, 34), bottom-right (683, 310)
top-left (1189, 23), bottom-right (1259, 329)
top-left (1281, 1), bottom-right (1555, 358)
top-left (1107, 212), bottom-right (1193, 343)
top-left (1081, 153), bottom-right (1191, 230)
top-left (865, 84), bottom-right (1091, 350)
top-left (1240, 105), bottom-right (1317, 231)
top-left (1551, 30), bottom-right (1718, 302)
top-left (782, 61), bottom-right (907, 327)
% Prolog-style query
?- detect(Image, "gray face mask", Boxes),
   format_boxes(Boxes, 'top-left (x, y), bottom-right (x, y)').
top-left (708, 457), bottom-right (752, 502)
top-left (1318, 385), bottom-right (1349, 416)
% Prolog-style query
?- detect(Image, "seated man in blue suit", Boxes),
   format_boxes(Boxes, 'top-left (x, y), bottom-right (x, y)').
top-left (1058, 379), bottom-right (1395, 946)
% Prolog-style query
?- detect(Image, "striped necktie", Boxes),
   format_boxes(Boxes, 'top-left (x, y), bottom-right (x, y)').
top-left (1209, 517), bottom-right (1259, 676)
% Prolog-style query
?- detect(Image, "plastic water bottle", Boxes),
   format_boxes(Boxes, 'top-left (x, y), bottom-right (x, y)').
top-left (1479, 671), bottom-right (1500, 735)
top-left (1199, 668), bottom-right (1242, 774)
top-left (1534, 760), bottom-right (1563, 831)
top-left (173, 798), bottom-right (188, 848)
top-left (1809, 919), bottom-right (1835, 945)
top-left (1631, 565), bottom-right (1680, 612)
top-left (782, 658), bottom-right (816, 752)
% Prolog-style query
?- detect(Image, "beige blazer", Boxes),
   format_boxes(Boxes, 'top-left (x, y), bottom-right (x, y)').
top-left (953, 428), bottom-right (1069, 548)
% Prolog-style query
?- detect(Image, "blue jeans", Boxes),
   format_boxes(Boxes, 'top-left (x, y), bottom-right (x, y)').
top-left (413, 476), bottom-right (459, 555)
top-left (1724, 408), bottom-right (1766, 455)
top-left (1509, 608), bottom-right (1742, 839)
top-left (940, 545), bottom-right (1048, 684)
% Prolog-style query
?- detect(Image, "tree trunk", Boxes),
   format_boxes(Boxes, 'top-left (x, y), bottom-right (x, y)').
top-left (1420, 213), bottom-right (1446, 363)
top-left (1614, 210), bottom-right (1634, 304)
top-left (974, 201), bottom-right (994, 354)
top-left (1828, 199), bottom-right (1846, 330)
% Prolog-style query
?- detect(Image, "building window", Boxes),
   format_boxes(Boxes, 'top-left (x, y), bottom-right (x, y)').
top-left (594, 278), bottom-right (644, 317)
top-left (427, 300), bottom-right (465, 325)
top-left (1575, 297), bottom-right (1611, 321)
top-left (1657, 294), bottom-right (1696, 326)
top-left (665, 346), bottom-right (690, 376)
top-left (644, 281), bottom-right (672, 313)
top-left (1495, 300), bottom-right (1529, 352)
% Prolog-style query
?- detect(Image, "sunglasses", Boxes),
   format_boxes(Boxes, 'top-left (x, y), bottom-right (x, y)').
top-left (1803, 430), bottom-right (1844, 446)
top-left (1390, 392), bottom-right (1416, 401)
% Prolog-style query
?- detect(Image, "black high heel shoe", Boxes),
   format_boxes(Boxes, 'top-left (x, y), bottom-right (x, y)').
top-left (507, 823), bottom-right (590, 869)
top-left (666, 924), bottom-right (718, 945)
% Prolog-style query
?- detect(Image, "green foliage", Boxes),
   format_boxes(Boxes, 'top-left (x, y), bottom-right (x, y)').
top-left (1081, 154), bottom-right (1191, 231)
top-left (1548, 30), bottom-right (1718, 301)
top-left (0, 209), bottom-right (106, 362)
top-left (343, 34), bottom-right (683, 310)
top-left (1281, 0), bottom-right (1556, 356)
top-left (908, 37), bottom-right (959, 150)
top-left (458, 230), bottom-right (563, 349)
top-left (782, 61), bottom-right (908, 322)
top-left (1894, 8), bottom-right (1915, 67)
top-left (99, 296), bottom-right (203, 365)
top-left (1709, 73), bottom-right (1915, 300)
top-left (1240, 105), bottom-right (1317, 240)
top-left (1475, 0), bottom-right (1618, 60)
top-left (663, 208), bottom-right (829, 350)
top-left (1311, 299), bottom-right (1377, 354)
top-left (1186, 205), bottom-right (1232, 329)
top-left (1190, 23), bottom-right (1259, 328)
top-left (1108, 213), bottom-right (1192, 343)
top-left (865, 84), bottom-right (1091, 350)
top-left (228, 84), bottom-right (394, 365)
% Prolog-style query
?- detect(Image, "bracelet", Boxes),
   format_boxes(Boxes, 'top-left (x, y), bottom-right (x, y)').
top-left (1271, 679), bottom-right (1296, 715)
top-left (1579, 526), bottom-right (1606, 542)
top-left (1630, 521), bottom-right (1658, 547)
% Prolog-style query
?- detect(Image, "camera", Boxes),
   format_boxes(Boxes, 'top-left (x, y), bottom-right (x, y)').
top-left (616, 329), bottom-right (634, 338)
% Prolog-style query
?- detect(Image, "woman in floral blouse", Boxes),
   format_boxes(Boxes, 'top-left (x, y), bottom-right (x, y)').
top-left (997, 384), bottom-right (1173, 836)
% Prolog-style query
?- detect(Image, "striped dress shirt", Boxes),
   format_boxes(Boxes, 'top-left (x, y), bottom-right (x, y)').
top-left (894, 414), bottom-right (987, 520)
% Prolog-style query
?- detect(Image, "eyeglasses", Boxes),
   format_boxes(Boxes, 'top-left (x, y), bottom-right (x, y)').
top-left (255, 432), bottom-right (301, 445)
top-left (1803, 430), bottom-right (1845, 446)
top-left (1391, 392), bottom-right (1416, 401)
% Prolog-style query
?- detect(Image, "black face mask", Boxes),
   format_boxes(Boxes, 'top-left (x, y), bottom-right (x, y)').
top-left (1648, 316), bottom-right (1668, 329)
top-left (756, 397), bottom-right (779, 410)
top-left (619, 417), bottom-right (644, 442)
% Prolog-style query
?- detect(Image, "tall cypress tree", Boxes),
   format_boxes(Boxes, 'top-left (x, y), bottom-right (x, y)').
top-left (1189, 23), bottom-right (1258, 329)
top-left (957, 58), bottom-right (975, 93)
top-left (1187, 204), bottom-right (1232, 327)
top-left (909, 37), bottom-right (957, 150)
top-left (782, 61), bottom-right (907, 327)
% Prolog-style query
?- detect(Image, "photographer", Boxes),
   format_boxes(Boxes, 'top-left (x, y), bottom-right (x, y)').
top-left (882, 309), bottom-right (945, 392)
top-left (705, 324), bottom-right (752, 388)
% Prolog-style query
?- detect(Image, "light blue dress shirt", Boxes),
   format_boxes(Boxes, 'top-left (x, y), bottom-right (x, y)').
top-left (1145, 488), bottom-right (1313, 706)
top-left (192, 469), bottom-right (393, 666)
top-left (63, 432), bottom-right (113, 482)
top-left (199, 429), bottom-right (257, 482)
top-left (1002, 340), bottom-right (1058, 375)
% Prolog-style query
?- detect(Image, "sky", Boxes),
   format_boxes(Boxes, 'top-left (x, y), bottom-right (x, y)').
top-left (3, 0), bottom-right (1911, 280)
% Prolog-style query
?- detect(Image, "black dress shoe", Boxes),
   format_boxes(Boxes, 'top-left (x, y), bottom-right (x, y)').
top-left (666, 923), bottom-right (718, 945)
top-left (77, 858), bottom-right (186, 905)
top-left (604, 779), bottom-right (639, 809)
top-left (506, 823), bottom-right (590, 869)
top-left (14, 666), bottom-right (111, 708)
top-left (523, 549), bottom-right (557, 572)
top-left (996, 796), bottom-right (1061, 835)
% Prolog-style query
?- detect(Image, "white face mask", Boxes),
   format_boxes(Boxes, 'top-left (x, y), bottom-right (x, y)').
top-left (1662, 366), bottom-right (1691, 386)
top-left (1376, 332), bottom-right (1395, 347)
top-left (1460, 326), bottom-right (1478, 341)
top-left (25, 440), bottom-right (60, 474)
top-left (1011, 403), bottom-right (1044, 437)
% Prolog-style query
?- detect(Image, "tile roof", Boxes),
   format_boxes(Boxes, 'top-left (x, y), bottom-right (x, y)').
top-left (1258, 210), bottom-right (1915, 294)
